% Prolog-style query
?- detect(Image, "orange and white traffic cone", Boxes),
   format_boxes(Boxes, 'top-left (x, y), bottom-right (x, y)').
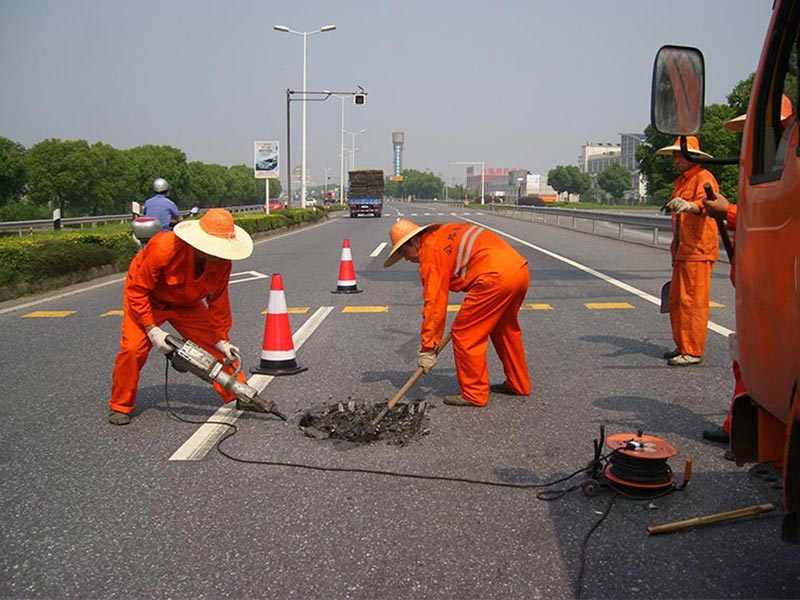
top-left (251, 274), bottom-right (308, 376)
top-left (332, 238), bottom-right (363, 294)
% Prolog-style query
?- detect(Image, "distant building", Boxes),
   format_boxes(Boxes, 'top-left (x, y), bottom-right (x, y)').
top-left (579, 133), bottom-right (646, 202)
top-left (580, 141), bottom-right (621, 176)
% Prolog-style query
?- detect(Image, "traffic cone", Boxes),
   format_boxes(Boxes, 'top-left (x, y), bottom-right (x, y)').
top-left (332, 239), bottom-right (363, 294)
top-left (251, 274), bottom-right (307, 376)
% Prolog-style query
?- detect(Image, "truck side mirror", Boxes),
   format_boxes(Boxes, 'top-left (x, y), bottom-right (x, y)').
top-left (651, 45), bottom-right (705, 135)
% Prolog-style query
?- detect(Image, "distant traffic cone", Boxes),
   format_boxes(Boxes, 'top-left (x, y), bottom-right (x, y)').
top-left (251, 274), bottom-right (307, 376)
top-left (332, 238), bottom-right (363, 294)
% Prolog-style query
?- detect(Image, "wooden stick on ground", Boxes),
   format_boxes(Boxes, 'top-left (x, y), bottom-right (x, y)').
top-left (647, 503), bottom-right (775, 536)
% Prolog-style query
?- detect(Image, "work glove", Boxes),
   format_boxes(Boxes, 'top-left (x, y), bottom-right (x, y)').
top-left (215, 340), bottom-right (240, 364)
top-left (417, 350), bottom-right (437, 373)
top-left (666, 197), bottom-right (698, 214)
top-left (147, 326), bottom-right (172, 355)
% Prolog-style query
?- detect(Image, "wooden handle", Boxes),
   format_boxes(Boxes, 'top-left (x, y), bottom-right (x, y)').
top-left (386, 332), bottom-right (452, 411)
top-left (647, 503), bottom-right (775, 536)
top-left (703, 182), bottom-right (735, 261)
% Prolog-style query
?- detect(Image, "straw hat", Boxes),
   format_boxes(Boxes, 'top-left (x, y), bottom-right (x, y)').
top-left (383, 218), bottom-right (440, 267)
top-left (173, 208), bottom-right (253, 260)
top-left (724, 94), bottom-right (794, 132)
top-left (655, 135), bottom-right (713, 159)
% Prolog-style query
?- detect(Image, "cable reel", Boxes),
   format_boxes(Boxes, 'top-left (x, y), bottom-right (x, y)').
top-left (582, 427), bottom-right (691, 497)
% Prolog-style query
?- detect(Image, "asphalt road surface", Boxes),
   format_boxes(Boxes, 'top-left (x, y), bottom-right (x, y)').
top-left (1, 203), bottom-right (797, 599)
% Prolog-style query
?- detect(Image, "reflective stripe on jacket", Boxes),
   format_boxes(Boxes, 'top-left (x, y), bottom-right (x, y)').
top-left (417, 222), bottom-right (527, 350)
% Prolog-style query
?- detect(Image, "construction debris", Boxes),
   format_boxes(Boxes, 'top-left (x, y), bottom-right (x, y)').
top-left (299, 399), bottom-right (430, 447)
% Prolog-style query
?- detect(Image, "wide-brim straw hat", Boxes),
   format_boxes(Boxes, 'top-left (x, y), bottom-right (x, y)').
top-left (655, 135), bottom-right (713, 159)
top-left (383, 218), bottom-right (441, 268)
top-left (724, 94), bottom-right (794, 132)
top-left (174, 208), bottom-right (253, 260)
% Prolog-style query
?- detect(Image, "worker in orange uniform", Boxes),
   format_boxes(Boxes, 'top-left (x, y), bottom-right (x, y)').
top-left (383, 218), bottom-right (531, 407)
top-left (699, 190), bottom-right (742, 451)
top-left (108, 208), bottom-right (255, 425)
top-left (701, 96), bottom-right (794, 448)
top-left (656, 136), bottom-right (719, 366)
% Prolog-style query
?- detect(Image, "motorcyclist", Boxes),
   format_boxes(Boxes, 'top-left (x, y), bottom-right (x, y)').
top-left (143, 178), bottom-right (181, 232)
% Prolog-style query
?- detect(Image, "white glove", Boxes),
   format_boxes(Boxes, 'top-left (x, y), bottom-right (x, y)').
top-left (417, 350), bottom-right (437, 373)
top-left (215, 340), bottom-right (240, 364)
top-left (147, 326), bottom-right (172, 355)
top-left (666, 197), bottom-right (698, 214)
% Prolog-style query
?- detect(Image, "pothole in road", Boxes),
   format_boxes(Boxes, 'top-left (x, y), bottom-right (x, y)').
top-left (298, 399), bottom-right (431, 449)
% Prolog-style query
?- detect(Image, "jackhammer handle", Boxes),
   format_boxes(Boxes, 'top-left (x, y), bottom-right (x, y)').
top-left (703, 183), bottom-right (735, 261)
top-left (230, 349), bottom-right (242, 378)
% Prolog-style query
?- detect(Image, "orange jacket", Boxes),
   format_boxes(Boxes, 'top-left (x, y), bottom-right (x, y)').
top-left (124, 232), bottom-right (233, 340)
top-left (417, 223), bottom-right (527, 350)
top-left (670, 164), bottom-right (720, 262)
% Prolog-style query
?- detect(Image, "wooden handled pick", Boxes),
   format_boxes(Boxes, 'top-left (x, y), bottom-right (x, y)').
top-left (372, 332), bottom-right (452, 425)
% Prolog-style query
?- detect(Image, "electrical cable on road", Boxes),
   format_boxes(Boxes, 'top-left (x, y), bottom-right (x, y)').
top-left (162, 361), bottom-right (684, 599)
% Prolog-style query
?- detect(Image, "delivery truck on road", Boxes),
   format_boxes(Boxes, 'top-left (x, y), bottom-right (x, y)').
top-left (347, 169), bottom-right (384, 218)
top-left (651, 0), bottom-right (799, 542)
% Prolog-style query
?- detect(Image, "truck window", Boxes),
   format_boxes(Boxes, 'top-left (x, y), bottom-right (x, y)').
top-left (753, 1), bottom-right (799, 179)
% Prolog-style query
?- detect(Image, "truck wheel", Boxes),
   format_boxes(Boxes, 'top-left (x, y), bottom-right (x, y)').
top-left (350, 212), bottom-right (356, 218)
top-left (376, 211), bottom-right (382, 218)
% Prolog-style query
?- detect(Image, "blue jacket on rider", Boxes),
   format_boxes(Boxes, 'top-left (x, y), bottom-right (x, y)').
top-left (143, 194), bottom-right (180, 232)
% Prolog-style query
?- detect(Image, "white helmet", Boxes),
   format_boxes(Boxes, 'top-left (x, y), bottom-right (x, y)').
top-left (153, 178), bottom-right (169, 193)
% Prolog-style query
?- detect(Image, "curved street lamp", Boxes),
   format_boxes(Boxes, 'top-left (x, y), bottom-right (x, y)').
top-left (273, 24), bottom-right (336, 208)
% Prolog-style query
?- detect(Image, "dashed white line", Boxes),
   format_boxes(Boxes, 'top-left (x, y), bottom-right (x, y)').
top-left (371, 242), bottom-right (388, 257)
top-left (464, 217), bottom-right (734, 338)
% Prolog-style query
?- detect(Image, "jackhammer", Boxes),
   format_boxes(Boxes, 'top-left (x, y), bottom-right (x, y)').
top-left (165, 335), bottom-right (286, 420)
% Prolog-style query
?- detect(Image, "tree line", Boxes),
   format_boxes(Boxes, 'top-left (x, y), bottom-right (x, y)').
top-left (0, 74), bottom-right (771, 218)
top-left (0, 138), bottom-right (282, 221)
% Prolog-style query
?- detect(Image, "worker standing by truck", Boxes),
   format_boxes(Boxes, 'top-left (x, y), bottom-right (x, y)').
top-left (657, 136), bottom-right (720, 367)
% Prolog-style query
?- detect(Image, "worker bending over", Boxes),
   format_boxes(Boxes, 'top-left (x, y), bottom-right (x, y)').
top-left (108, 208), bottom-right (255, 425)
top-left (383, 218), bottom-right (531, 407)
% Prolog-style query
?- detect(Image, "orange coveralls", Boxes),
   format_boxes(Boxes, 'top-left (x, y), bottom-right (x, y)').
top-left (108, 232), bottom-right (245, 415)
top-left (417, 223), bottom-right (531, 406)
top-left (668, 164), bottom-right (719, 357)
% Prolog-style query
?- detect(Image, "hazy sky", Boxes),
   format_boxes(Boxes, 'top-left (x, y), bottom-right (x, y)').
top-left (1, 0), bottom-right (774, 188)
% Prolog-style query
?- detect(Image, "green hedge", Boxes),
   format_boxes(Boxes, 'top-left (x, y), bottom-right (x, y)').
top-left (0, 208), bottom-right (327, 299)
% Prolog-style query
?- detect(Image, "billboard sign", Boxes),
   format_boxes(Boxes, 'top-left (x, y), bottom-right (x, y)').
top-left (254, 141), bottom-right (279, 179)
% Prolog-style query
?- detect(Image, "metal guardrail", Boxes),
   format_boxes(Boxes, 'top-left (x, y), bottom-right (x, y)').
top-left (0, 204), bottom-right (266, 235)
top-left (482, 203), bottom-right (673, 248)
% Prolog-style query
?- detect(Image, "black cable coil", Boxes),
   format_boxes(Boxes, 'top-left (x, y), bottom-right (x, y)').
top-left (607, 450), bottom-right (673, 486)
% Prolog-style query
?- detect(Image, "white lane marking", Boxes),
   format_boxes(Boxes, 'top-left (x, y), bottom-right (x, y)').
top-left (169, 306), bottom-right (334, 461)
top-left (371, 242), bottom-right (388, 257)
top-left (464, 217), bottom-right (734, 338)
top-left (0, 219), bottom-right (335, 315)
top-left (229, 271), bottom-right (269, 284)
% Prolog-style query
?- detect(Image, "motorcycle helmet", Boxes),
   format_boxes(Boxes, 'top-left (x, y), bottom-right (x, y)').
top-left (153, 178), bottom-right (170, 193)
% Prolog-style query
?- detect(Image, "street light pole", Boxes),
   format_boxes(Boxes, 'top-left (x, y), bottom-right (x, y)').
top-left (274, 24), bottom-right (336, 208)
top-left (322, 167), bottom-right (331, 195)
top-left (344, 129), bottom-right (366, 171)
top-left (453, 160), bottom-right (485, 205)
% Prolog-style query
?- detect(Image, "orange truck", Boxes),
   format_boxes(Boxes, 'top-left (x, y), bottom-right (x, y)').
top-left (651, 0), bottom-right (799, 542)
